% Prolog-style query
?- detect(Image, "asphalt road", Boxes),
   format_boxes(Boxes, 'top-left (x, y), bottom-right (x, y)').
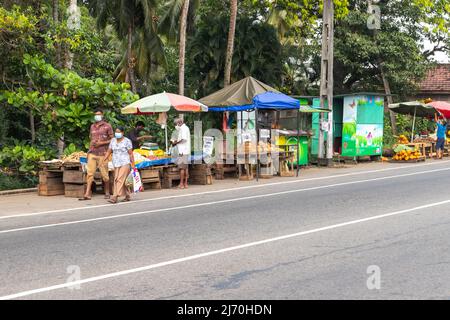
top-left (1, 161), bottom-right (450, 300)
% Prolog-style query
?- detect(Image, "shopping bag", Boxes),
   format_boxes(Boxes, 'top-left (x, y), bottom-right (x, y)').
top-left (131, 168), bottom-right (143, 193)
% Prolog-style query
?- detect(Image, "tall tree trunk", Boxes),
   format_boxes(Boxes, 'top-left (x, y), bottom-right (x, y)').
top-left (27, 81), bottom-right (36, 143)
top-left (64, 0), bottom-right (79, 69)
top-left (29, 111), bottom-right (35, 143)
top-left (52, 0), bottom-right (58, 22)
top-left (224, 0), bottom-right (238, 87)
top-left (52, 0), bottom-right (62, 68)
top-left (178, 0), bottom-right (190, 96)
top-left (379, 63), bottom-right (397, 135)
top-left (127, 22), bottom-right (137, 93)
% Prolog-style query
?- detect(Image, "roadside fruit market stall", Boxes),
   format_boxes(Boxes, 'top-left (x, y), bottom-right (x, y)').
top-left (388, 100), bottom-right (445, 158)
top-left (200, 79), bottom-right (329, 180)
top-left (389, 135), bottom-right (426, 163)
top-left (38, 151), bottom-right (113, 197)
top-left (121, 92), bottom-right (211, 188)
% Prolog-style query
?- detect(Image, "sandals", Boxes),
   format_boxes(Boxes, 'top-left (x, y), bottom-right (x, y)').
top-left (107, 198), bottom-right (118, 204)
top-left (78, 196), bottom-right (91, 201)
top-left (104, 194), bottom-right (111, 199)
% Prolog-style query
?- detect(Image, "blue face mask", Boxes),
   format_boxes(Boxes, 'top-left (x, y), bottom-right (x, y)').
top-left (115, 132), bottom-right (123, 139)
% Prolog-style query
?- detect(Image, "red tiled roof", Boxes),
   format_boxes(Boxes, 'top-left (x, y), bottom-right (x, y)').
top-left (419, 64), bottom-right (450, 93)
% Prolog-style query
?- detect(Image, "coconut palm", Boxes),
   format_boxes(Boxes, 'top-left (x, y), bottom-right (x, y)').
top-left (158, 0), bottom-right (200, 95)
top-left (223, 0), bottom-right (238, 87)
top-left (88, 0), bottom-right (164, 93)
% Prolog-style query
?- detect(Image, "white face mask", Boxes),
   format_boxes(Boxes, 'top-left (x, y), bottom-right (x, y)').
top-left (175, 124), bottom-right (181, 130)
top-left (94, 115), bottom-right (103, 122)
top-left (115, 132), bottom-right (123, 139)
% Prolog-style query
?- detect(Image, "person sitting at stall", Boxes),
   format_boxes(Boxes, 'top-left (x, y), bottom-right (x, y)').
top-left (435, 113), bottom-right (447, 159)
top-left (102, 126), bottom-right (135, 204)
top-left (127, 121), bottom-right (153, 150)
top-left (171, 118), bottom-right (191, 189)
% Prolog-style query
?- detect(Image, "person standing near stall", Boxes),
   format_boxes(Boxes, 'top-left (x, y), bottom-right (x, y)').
top-left (435, 113), bottom-right (447, 159)
top-left (102, 126), bottom-right (135, 203)
top-left (171, 118), bottom-right (191, 189)
top-left (79, 109), bottom-right (113, 201)
top-left (127, 121), bottom-right (153, 149)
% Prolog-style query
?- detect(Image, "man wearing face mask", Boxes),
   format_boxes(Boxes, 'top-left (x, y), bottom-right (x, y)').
top-left (79, 109), bottom-right (114, 200)
top-left (171, 117), bottom-right (191, 189)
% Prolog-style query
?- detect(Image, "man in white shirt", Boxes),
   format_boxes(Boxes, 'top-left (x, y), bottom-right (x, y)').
top-left (171, 118), bottom-right (191, 189)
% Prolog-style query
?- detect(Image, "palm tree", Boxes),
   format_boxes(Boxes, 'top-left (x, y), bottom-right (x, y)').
top-left (159, 0), bottom-right (200, 95)
top-left (89, 0), bottom-right (164, 93)
top-left (178, 0), bottom-right (189, 95)
top-left (224, 0), bottom-right (238, 87)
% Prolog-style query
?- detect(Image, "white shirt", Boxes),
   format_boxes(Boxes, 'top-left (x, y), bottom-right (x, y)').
top-left (109, 137), bottom-right (133, 168)
top-left (177, 124), bottom-right (191, 155)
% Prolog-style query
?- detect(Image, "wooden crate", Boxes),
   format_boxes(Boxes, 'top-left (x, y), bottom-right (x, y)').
top-left (139, 168), bottom-right (160, 180)
top-left (38, 183), bottom-right (65, 196)
top-left (64, 183), bottom-right (88, 198)
top-left (238, 164), bottom-right (255, 181)
top-left (38, 170), bottom-right (64, 196)
top-left (189, 174), bottom-right (212, 185)
top-left (162, 176), bottom-right (181, 188)
top-left (214, 163), bottom-right (237, 180)
top-left (63, 170), bottom-right (85, 184)
top-left (142, 180), bottom-right (162, 190)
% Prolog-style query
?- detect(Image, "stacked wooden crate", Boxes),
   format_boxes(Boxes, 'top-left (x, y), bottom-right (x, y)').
top-left (162, 165), bottom-right (181, 188)
top-left (139, 167), bottom-right (162, 190)
top-left (189, 164), bottom-right (213, 185)
top-left (38, 164), bottom-right (64, 196)
top-left (213, 163), bottom-right (238, 180)
top-left (62, 163), bottom-right (110, 197)
top-left (63, 163), bottom-right (89, 198)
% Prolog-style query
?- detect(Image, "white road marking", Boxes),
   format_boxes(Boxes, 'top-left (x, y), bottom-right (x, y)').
top-left (1, 197), bottom-right (449, 300)
top-left (0, 167), bottom-right (448, 235)
top-left (1, 160), bottom-right (449, 220)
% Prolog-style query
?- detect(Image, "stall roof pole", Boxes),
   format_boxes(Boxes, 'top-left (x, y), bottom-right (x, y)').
top-left (411, 106), bottom-right (417, 143)
top-left (297, 109), bottom-right (300, 177)
top-left (165, 125), bottom-right (168, 153)
top-left (256, 109), bottom-right (259, 181)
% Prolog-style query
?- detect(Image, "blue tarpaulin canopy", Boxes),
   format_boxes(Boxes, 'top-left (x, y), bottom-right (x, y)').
top-left (208, 91), bottom-right (300, 111)
top-left (253, 91), bottom-right (300, 110)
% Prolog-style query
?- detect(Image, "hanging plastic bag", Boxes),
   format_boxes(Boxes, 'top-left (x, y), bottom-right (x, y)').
top-left (131, 168), bottom-right (143, 193)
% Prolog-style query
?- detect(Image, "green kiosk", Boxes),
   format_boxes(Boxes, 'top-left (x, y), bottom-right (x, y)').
top-left (311, 93), bottom-right (385, 160)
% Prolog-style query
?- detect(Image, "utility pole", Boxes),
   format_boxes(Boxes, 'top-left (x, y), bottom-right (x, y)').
top-left (318, 0), bottom-right (334, 164)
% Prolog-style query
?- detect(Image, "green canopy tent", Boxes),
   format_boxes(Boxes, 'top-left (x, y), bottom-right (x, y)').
top-left (198, 76), bottom-right (279, 107)
top-left (388, 101), bottom-right (436, 142)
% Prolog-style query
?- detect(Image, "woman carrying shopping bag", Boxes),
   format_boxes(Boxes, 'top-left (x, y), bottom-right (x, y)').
top-left (102, 126), bottom-right (135, 203)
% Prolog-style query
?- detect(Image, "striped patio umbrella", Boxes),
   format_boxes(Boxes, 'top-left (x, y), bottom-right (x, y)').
top-left (121, 92), bottom-right (208, 114)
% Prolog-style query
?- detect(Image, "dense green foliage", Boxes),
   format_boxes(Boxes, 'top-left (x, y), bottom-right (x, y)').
top-left (0, 0), bottom-right (449, 190)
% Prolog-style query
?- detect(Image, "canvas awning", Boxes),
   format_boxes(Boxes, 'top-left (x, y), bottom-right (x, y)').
top-left (198, 76), bottom-right (279, 107)
top-left (388, 101), bottom-right (435, 117)
top-left (299, 105), bottom-right (331, 113)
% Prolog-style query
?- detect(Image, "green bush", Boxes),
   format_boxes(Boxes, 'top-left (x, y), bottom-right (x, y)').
top-left (0, 173), bottom-right (38, 191)
top-left (0, 144), bottom-right (54, 175)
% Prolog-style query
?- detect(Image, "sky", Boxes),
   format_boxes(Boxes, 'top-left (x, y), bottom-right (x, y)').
top-left (423, 39), bottom-right (450, 63)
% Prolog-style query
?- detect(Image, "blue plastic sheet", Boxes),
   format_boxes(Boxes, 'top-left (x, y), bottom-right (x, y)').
top-left (135, 154), bottom-right (207, 169)
top-left (208, 92), bottom-right (300, 112)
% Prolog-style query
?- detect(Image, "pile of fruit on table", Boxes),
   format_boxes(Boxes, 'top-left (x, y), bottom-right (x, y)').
top-left (133, 148), bottom-right (170, 165)
top-left (397, 135), bottom-right (409, 144)
top-left (392, 148), bottom-right (422, 161)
